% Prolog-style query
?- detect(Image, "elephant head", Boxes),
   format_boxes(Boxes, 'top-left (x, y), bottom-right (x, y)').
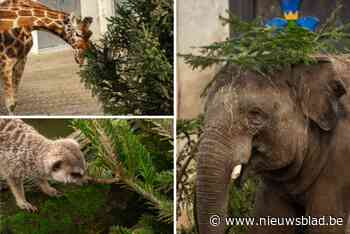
top-left (196, 60), bottom-right (347, 234)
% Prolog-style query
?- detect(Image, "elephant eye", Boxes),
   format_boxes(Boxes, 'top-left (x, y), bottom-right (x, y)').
top-left (248, 108), bottom-right (267, 127)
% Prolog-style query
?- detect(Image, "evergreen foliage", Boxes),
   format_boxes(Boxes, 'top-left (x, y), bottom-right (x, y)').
top-left (71, 119), bottom-right (174, 233)
top-left (181, 4), bottom-right (350, 77)
top-left (226, 180), bottom-right (257, 234)
top-left (80, 0), bottom-right (173, 115)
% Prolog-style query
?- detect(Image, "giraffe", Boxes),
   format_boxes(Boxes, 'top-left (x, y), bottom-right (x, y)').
top-left (0, 0), bottom-right (93, 114)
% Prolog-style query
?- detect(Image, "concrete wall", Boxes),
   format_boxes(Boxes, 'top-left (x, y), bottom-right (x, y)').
top-left (177, 0), bottom-right (229, 119)
top-left (81, 0), bottom-right (101, 40)
top-left (97, 0), bottom-right (116, 34)
top-left (81, 0), bottom-right (116, 40)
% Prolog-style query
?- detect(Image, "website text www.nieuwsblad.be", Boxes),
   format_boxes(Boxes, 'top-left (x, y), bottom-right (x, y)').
top-left (209, 215), bottom-right (344, 227)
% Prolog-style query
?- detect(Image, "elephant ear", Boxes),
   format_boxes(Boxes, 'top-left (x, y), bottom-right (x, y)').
top-left (297, 62), bottom-right (347, 131)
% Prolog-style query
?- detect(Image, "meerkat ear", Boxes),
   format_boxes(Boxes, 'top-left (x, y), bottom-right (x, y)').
top-left (57, 138), bottom-right (80, 147)
top-left (66, 138), bottom-right (80, 147)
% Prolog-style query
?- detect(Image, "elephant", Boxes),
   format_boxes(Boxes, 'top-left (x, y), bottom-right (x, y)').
top-left (196, 56), bottom-right (350, 234)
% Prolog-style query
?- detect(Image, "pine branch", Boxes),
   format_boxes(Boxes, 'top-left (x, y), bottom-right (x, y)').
top-left (71, 119), bottom-right (174, 227)
top-left (80, 0), bottom-right (173, 115)
top-left (180, 6), bottom-right (350, 83)
top-left (84, 176), bottom-right (119, 185)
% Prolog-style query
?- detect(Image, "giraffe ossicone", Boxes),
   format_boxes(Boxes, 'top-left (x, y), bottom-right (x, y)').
top-left (0, 0), bottom-right (93, 114)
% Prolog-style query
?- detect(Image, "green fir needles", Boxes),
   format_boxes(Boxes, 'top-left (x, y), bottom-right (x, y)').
top-left (182, 6), bottom-right (350, 76)
top-left (80, 0), bottom-right (173, 115)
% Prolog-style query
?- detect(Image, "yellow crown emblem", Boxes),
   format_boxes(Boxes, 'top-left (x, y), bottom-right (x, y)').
top-left (284, 11), bottom-right (299, 20)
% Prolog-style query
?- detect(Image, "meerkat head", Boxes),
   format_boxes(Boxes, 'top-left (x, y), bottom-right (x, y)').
top-left (44, 139), bottom-right (87, 185)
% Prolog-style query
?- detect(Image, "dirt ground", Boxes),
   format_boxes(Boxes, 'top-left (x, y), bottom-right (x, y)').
top-left (0, 49), bottom-right (103, 116)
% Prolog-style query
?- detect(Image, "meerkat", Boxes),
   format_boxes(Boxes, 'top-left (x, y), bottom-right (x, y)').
top-left (0, 119), bottom-right (86, 212)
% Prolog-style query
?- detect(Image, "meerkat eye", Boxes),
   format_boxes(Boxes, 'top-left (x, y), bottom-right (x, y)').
top-left (52, 161), bottom-right (63, 172)
top-left (71, 172), bottom-right (82, 178)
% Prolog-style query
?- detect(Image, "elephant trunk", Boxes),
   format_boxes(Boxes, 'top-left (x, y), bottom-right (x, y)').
top-left (196, 129), bottom-right (252, 234)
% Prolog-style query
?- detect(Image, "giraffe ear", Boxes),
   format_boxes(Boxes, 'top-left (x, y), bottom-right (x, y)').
top-left (85, 31), bottom-right (93, 40)
top-left (63, 14), bottom-right (70, 24)
top-left (69, 13), bottom-right (75, 21)
top-left (69, 13), bottom-right (81, 25)
top-left (83, 17), bottom-right (93, 27)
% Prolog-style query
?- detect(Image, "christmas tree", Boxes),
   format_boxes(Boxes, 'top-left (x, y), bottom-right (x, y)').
top-left (81, 0), bottom-right (173, 115)
top-left (73, 119), bottom-right (174, 233)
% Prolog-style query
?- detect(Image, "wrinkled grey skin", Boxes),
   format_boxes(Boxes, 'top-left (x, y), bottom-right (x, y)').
top-left (196, 59), bottom-right (350, 234)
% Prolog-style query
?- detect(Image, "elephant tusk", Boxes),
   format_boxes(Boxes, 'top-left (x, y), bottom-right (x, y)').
top-left (231, 165), bottom-right (242, 180)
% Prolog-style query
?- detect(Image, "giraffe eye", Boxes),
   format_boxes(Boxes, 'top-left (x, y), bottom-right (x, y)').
top-left (75, 32), bottom-right (83, 37)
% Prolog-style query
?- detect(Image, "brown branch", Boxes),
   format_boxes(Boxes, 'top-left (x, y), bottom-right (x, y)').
top-left (84, 164), bottom-right (124, 185)
top-left (84, 176), bottom-right (119, 185)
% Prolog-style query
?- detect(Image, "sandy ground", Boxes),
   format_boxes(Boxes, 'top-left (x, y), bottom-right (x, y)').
top-left (0, 49), bottom-right (103, 116)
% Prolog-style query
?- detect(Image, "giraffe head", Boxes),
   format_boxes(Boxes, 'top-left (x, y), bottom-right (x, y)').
top-left (64, 13), bottom-right (93, 65)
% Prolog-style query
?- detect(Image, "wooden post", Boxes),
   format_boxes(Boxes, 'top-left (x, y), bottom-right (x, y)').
top-left (229, 0), bottom-right (256, 21)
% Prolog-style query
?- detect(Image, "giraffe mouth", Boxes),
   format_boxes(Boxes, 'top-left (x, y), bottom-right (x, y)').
top-left (9, 104), bottom-right (16, 112)
top-left (74, 56), bottom-right (85, 65)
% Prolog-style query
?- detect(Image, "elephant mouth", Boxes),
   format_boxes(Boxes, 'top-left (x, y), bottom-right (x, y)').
top-left (258, 159), bottom-right (297, 182)
top-left (251, 148), bottom-right (295, 173)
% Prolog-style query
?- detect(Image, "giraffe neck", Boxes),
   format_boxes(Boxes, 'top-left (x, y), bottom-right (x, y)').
top-left (20, 8), bottom-right (71, 45)
top-left (31, 12), bottom-right (71, 44)
top-left (0, 3), bottom-right (73, 46)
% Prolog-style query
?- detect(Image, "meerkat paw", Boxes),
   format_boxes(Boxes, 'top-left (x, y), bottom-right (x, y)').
top-left (38, 180), bottom-right (63, 197)
top-left (17, 201), bottom-right (38, 212)
top-left (42, 186), bottom-right (63, 197)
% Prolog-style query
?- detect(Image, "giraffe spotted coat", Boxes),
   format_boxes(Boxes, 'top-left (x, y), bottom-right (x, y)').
top-left (0, 0), bottom-right (93, 114)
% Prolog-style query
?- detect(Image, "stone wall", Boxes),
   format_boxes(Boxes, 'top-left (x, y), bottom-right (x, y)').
top-left (81, 0), bottom-right (116, 40)
top-left (80, 0), bottom-right (101, 40)
top-left (177, 0), bottom-right (229, 119)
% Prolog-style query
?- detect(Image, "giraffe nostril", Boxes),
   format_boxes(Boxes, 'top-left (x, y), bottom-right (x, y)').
top-left (10, 103), bottom-right (17, 112)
